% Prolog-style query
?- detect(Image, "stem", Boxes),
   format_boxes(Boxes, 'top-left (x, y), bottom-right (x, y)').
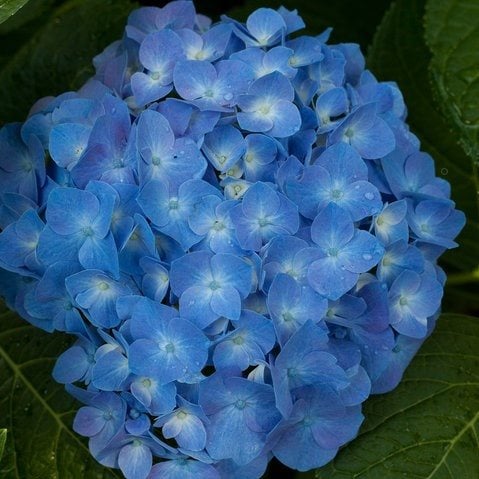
top-left (447, 267), bottom-right (479, 285)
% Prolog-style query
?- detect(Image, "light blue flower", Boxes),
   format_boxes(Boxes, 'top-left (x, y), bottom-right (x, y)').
top-left (230, 182), bottom-right (299, 251)
top-left (307, 203), bottom-right (384, 300)
top-left (237, 72), bottom-right (302, 138)
top-left (170, 250), bottom-right (252, 326)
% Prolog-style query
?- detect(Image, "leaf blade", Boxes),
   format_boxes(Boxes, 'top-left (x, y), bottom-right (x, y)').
top-left (425, 0), bottom-right (479, 160)
top-left (0, 0), bottom-right (30, 25)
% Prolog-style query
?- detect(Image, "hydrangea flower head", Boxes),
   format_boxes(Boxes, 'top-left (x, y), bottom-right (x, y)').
top-left (0, 1), bottom-right (465, 478)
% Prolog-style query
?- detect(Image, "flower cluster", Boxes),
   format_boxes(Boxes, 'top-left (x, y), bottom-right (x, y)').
top-left (0, 1), bottom-right (465, 478)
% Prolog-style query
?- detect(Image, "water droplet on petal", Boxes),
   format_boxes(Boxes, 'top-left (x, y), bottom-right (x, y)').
top-left (362, 253), bottom-right (372, 261)
top-left (364, 192), bottom-right (374, 200)
top-left (223, 92), bottom-right (233, 101)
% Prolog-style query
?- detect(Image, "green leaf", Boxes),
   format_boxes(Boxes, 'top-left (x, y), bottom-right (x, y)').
top-left (366, 0), bottom-right (479, 307)
top-left (0, 429), bottom-right (6, 461)
top-left (0, 0), bottom-right (60, 70)
top-left (227, 0), bottom-right (393, 50)
top-left (0, 304), bottom-right (121, 478)
top-left (316, 314), bottom-right (479, 478)
top-left (0, 0), bottom-right (137, 125)
top-left (0, 0), bottom-right (30, 25)
top-left (425, 0), bottom-right (479, 160)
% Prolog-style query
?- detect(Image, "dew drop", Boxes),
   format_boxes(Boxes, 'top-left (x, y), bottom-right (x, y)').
top-left (223, 93), bottom-right (233, 101)
top-left (179, 150), bottom-right (185, 155)
top-left (364, 192), bottom-right (374, 200)
top-left (362, 253), bottom-right (372, 261)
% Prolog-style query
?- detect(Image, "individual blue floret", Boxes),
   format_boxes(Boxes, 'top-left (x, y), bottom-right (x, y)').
top-left (0, 124), bottom-right (46, 203)
top-left (91, 333), bottom-right (130, 391)
top-left (70, 96), bottom-right (136, 187)
top-left (271, 320), bottom-right (349, 417)
top-left (373, 200), bottom-right (409, 245)
top-left (231, 46), bottom-right (296, 80)
top-left (388, 267), bottom-right (443, 338)
top-left (117, 437), bottom-right (154, 479)
top-left (169, 250), bottom-right (252, 326)
top-left (230, 182), bottom-right (299, 251)
top-left (38, 182), bottom-right (119, 276)
top-left (188, 195), bottom-right (241, 254)
top-left (0, 209), bottom-right (44, 277)
top-left (365, 333), bottom-right (425, 394)
top-left (261, 235), bottom-right (313, 289)
top-left (24, 260), bottom-right (84, 333)
top-left (73, 391), bottom-right (127, 453)
top-left (315, 87), bottom-right (349, 133)
top-left (328, 103), bottom-right (396, 159)
top-left (198, 373), bottom-right (281, 465)
top-left (285, 36), bottom-right (323, 68)
top-left (269, 387), bottom-right (363, 471)
top-left (137, 109), bottom-right (206, 186)
top-left (267, 273), bottom-right (327, 345)
top-left (137, 178), bottom-right (221, 250)
top-left (130, 374), bottom-right (177, 416)
top-left (232, 8), bottom-right (286, 47)
top-left (178, 23), bottom-right (232, 62)
top-left (173, 59), bottom-right (255, 111)
top-left (406, 199), bottom-right (465, 249)
top-left (376, 240), bottom-right (425, 286)
top-left (155, 396), bottom-right (208, 451)
top-left (382, 150), bottom-right (450, 199)
top-left (65, 269), bottom-right (132, 328)
top-left (285, 143), bottom-right (382, 220)
top-left (237, 72), bottom-right (302, 138)
top-left (126, 1), bottom-right (196, 44)
top-left (308, 44), bottom-right (345, 94)
top-left (307, 203), bottom-right (384, 300)
top-left (118, 214), bottom-right (157, 277)
top-left (139, 256), bottom-right (169, 302)
top-left (128, 297), bottom-right (209, 383)
top-left (53, 336), bottom-right (97, 384)
top-left (212, 310), bottom-right (276, 371)
top-left (131, 29), bottom-right (185, 106)
top-left (48, 98), bottom-right (104, 169)
top-left (201, 125), bottom-right (246, 173)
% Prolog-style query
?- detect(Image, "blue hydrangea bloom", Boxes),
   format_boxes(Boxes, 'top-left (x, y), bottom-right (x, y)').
top-left (0, 1), bottom-right (465, 476)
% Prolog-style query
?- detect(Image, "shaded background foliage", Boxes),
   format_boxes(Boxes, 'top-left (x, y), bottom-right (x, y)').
top-left (0, 0), bottom-right (477, 478)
